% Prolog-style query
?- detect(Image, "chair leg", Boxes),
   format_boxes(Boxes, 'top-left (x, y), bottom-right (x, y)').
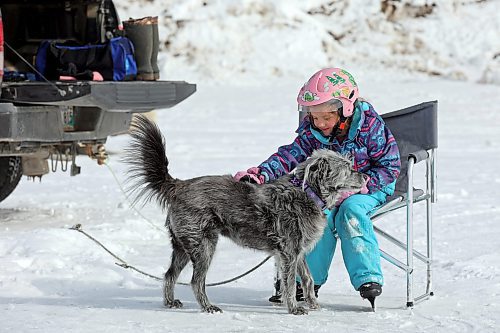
top-left (426, 150), bottom-right (435, 297)
top-left (375, 150), bottom-right (436, 308)
top-left (406, 158), bottom-right (415, 308)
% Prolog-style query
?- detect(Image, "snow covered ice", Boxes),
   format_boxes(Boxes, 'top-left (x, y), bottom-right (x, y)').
top-left (1, 1), bottom-right (500, 332)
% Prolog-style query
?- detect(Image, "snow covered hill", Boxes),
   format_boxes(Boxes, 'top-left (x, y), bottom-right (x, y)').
top-left (115, 0), bottom-right (500, 85)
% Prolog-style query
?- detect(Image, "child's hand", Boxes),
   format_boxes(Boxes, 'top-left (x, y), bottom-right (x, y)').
top-left (360, 175), bottom-right (370, 194)
top-left (335, 175), bottom-right (370, 206)
top-left (234, 167), bottom-right (265, 184)
top-left (335, 191), bottom-right (356, 206)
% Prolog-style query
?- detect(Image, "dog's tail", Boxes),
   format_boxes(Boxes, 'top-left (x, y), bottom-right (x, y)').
top-left (123, 115), bottom-right (175, 208)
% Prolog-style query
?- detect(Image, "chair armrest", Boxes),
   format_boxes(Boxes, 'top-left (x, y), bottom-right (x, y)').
top-left (408, 149), bottom-right (429, 164)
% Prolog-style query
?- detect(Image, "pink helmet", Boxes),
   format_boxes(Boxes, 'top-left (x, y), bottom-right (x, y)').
top-left (297, 68), bottom-right (359, 117)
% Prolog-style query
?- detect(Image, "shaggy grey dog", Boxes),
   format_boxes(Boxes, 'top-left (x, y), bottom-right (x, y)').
top-left (125, 115), bottom-right (366, 315)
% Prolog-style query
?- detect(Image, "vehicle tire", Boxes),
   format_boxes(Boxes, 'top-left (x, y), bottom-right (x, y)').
top-left (0, 156), bottom-right (23, 203)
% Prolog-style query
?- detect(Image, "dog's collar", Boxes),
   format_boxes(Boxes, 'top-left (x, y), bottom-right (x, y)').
top-left (289, 176), bottom-right (327, 211)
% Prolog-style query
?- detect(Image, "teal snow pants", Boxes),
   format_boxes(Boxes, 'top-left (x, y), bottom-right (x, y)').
top-left (304, 190), bottom-right (388, 290)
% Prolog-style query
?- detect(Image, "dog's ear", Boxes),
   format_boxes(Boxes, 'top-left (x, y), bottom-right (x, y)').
top-left (295, 157), bottom-right (314, 181)
top-left (305, 157), bottom-right (339, 190)
top-left (318, 158), bottom-right (351, 208)
top-left (318, 172), bottom-right (341, 203)
top-left (308, 164), bottom-right (318, 173)
top-left (303, 158), bottom-right (326, 183)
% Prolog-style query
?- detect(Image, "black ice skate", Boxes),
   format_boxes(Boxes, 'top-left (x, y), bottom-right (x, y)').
top-left (268, 280), bottom-right (320, 303)
top-left (359, 282), bottom-right (382, 311)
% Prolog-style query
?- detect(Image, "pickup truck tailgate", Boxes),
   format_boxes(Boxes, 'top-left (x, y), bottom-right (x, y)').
top-left (0, 81), bottom-right (196, 112)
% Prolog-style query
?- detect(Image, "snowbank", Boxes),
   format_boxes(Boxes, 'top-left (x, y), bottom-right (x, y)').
top-left (116, 0), bottom-right (500, 85)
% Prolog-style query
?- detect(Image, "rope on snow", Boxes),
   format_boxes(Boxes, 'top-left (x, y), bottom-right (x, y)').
top-left (69, 159), bottom-right (272, 286)
top-left (70, 223), bottom-right (272, 286)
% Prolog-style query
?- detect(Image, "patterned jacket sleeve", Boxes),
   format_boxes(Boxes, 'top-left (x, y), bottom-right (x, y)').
top-left (363, 115), bottom-right (401, 193)
top-left (257, 132), bottom-right (315, 182)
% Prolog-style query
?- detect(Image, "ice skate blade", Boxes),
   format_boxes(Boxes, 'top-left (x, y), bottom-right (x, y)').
top-left (367, 297), bottom-right (376, 312)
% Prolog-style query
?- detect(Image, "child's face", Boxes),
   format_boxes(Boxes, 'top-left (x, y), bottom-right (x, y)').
top-left (309, 104), bottom-right (340, 137)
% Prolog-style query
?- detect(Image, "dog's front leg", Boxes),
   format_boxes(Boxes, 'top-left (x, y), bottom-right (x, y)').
top-left (280, 253), bottom-right (308, 315)
top-left (297, 256), bottom-right (320, 310)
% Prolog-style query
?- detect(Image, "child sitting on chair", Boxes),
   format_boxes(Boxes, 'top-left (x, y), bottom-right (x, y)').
top-left (234, 67), bottom-right (401, 310)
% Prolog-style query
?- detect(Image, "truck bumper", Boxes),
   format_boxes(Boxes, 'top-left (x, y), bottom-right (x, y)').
top-left (0, 104), bottom-right (132, 142)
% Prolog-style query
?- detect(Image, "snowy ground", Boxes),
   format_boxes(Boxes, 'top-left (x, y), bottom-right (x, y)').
top-left (2, 0), bottom-right (500, 331)
top-left (1, 73), bottom-right (500, 332)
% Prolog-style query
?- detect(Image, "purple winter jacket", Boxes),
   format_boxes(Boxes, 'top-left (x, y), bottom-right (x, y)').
top-left (258, 100), bottom-right (401, 195)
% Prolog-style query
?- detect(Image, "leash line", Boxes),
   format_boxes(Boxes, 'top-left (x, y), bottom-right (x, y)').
top-left (70, 223), bottom-right (126, 265)
top-left (70, 223), bottom-right (272, 286)
top-left (70, 160), bottom-right (273, 286)
top-left (104, 159), bottom-right (167, 234)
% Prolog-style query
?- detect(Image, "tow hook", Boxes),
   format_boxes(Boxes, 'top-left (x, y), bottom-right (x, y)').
top-left (84, 144), bottom-right (108, 165)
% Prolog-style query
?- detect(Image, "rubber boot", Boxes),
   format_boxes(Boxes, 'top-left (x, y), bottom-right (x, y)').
top-left (123, 17), bottom-right (155, 81)
top-left (150, 16), bottom-right (160, 80)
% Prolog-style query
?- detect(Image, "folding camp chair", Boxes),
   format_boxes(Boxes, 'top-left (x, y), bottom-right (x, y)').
top-left (290, 100), bottom-right (438, 308)
top-left (371, 100), bottom-right (438, 307)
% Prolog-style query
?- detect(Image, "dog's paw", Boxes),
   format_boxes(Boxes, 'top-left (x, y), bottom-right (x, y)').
top-left (203, 305), bottom-right (223, 313)
top-left (290, 306), bottom-right (308, 315)
top-left (165, 299), bottom-right (183, 308)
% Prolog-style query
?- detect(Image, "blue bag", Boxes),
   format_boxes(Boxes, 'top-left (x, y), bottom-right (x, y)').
top-left (35, 37), bottom-right (137, 81)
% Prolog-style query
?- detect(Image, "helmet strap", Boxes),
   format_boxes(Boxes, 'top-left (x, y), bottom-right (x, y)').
top-left (309, 113), bottom-right (351, 142)
top-left (332, 114), bottom-right (350, 139)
